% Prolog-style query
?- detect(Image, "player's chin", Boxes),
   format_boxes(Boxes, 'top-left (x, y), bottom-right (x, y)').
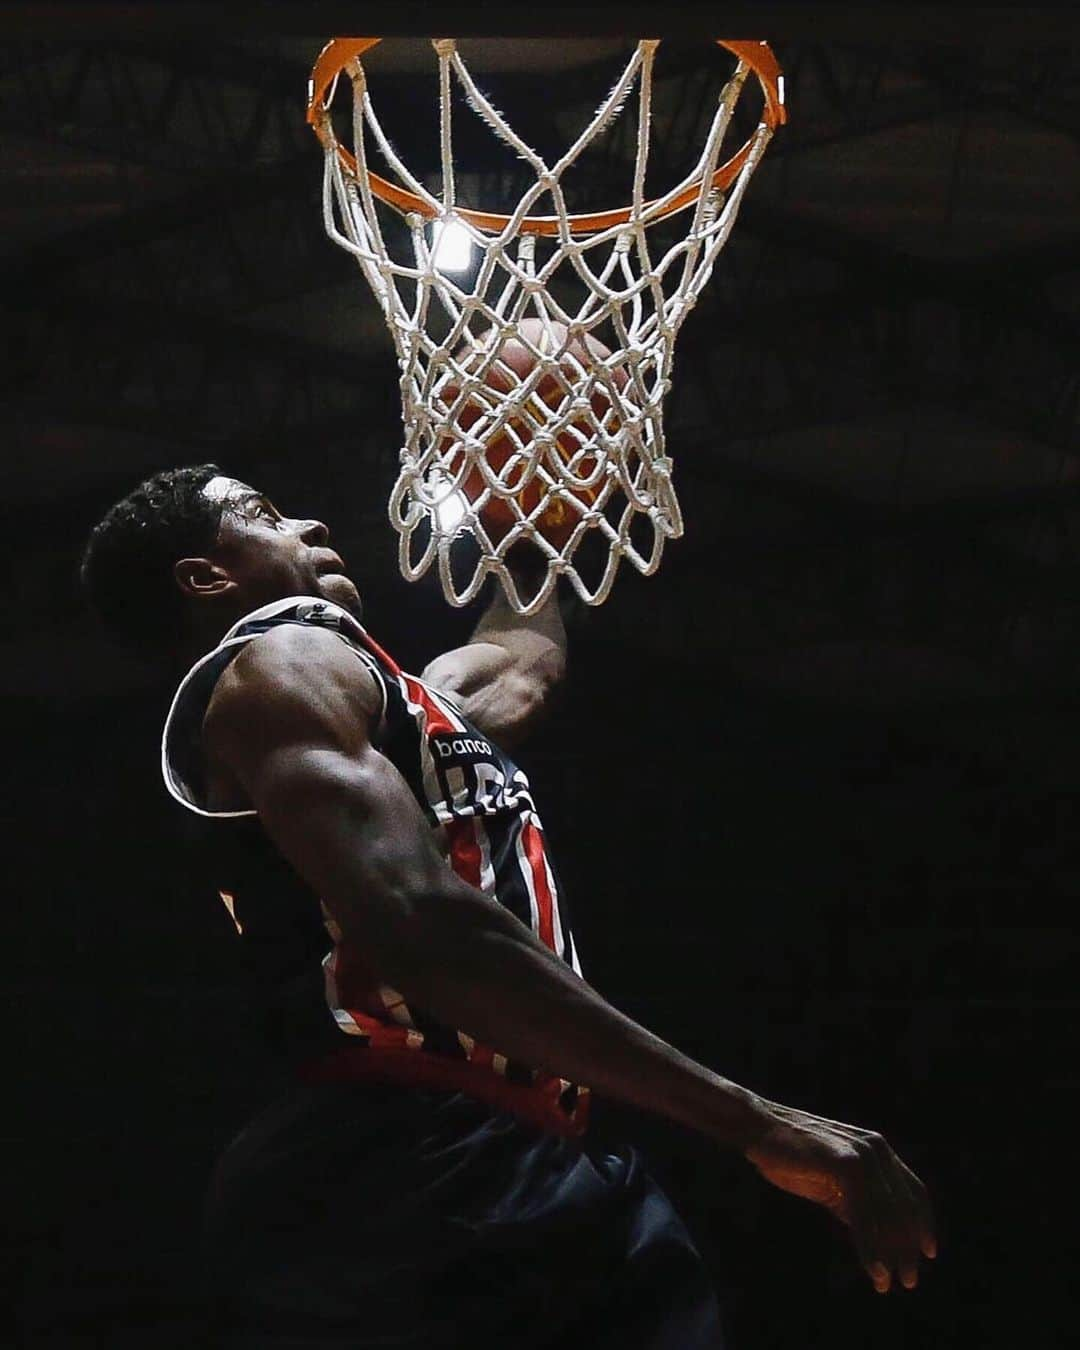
top-left (318, 572), bottom-right (363, 619)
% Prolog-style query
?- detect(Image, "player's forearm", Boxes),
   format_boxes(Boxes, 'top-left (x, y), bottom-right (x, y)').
top-left (247, 740), bottom-right (766, 1148)
top-left (382, 884), bottom-right (770, 1150)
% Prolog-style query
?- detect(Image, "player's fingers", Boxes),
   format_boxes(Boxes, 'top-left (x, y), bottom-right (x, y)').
top-left (852, 1217), bottom-right (892, 1294)
top-left (859, 1139), bottom-right (922, 1292)
top-left (820, 1129), bottom-right (930, 1293)
top-left (895, 1155), bottom-right (937, 1258)
top-left (871, 1262), bottom-right (892, 1294)
top-left (875, 1142), bottom-right (936, 1275)
top-left (843, 1178), bottom-right (895, 1294)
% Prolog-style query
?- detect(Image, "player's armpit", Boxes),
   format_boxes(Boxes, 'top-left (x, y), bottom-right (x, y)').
top-left (421, 640), bottom-right (557, 749)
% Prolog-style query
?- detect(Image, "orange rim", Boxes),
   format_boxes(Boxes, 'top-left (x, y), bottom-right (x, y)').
top-left (306, 38), bottom-right (786, 237)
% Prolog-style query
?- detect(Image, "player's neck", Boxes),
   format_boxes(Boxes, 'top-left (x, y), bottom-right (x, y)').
top-left (176, 598), bottom-right (250, 670)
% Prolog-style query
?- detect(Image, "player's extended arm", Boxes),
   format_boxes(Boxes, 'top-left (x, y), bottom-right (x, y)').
top-left (204, 625), bottom-right (935, 1294)
top-left (420, 566), bottom-right (566, 749)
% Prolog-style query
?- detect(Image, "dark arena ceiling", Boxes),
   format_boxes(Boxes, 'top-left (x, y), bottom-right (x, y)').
top-left (2, 6), bottom-right (1079, 708)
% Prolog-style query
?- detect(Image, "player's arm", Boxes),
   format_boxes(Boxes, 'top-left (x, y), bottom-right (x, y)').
top-left (203, 625), bottom-right (935, 1294)
top-left (420, 565), bottom-right (566, 749)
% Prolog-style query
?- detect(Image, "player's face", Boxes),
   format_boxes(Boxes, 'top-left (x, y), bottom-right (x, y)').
top-left (203, 476), bottom-right (363, 618)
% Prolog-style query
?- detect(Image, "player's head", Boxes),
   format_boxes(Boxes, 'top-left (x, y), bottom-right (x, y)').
top-left (81, 465), bottom-right (361, 658)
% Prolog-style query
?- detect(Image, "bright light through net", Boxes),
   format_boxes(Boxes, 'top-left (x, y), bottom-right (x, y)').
top-left (430, 217), bottom-right (473, 273)
top-left (431, 478), bottom-right (468, 534)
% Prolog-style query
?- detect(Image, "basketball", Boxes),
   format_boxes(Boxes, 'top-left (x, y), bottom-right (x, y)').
top-left (439, 318), bottom-right (628, 548)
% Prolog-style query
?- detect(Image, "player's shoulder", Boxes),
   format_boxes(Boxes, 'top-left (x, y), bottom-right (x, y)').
top-left (206, 616), bottom-right (382, 742)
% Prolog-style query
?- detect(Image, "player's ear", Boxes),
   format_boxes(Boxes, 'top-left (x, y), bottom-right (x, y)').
top-left (174, 557), bottom-right (235, 600)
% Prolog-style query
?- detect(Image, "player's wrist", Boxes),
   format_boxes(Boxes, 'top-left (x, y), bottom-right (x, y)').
top-left (706, 1084), bottom-right (775, 1151)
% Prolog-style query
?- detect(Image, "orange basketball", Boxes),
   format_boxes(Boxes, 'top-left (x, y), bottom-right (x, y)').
top-left (439, 318), bottom-right (628, 548)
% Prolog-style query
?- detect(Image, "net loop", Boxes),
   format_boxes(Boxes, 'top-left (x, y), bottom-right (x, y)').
top-left (309, 38), bottom-right (785, 613)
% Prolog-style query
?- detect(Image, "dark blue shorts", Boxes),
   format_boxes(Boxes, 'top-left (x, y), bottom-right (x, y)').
top-left (204, 1081), bottom-right (723, 1349)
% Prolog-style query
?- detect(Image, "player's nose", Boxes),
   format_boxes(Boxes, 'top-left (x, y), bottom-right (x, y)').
top-left (295, 516), bottom-right (330, 545)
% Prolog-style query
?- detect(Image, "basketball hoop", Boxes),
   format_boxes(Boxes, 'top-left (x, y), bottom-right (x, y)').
top-left (307, 38), bottom-right (785, 614)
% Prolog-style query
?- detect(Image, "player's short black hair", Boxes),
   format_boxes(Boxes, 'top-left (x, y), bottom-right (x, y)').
top-left (80, 463), bottom-right (226, 654)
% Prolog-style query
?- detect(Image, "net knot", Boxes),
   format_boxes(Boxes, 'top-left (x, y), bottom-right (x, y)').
top-left (701, 189), bottom-right (725, 226)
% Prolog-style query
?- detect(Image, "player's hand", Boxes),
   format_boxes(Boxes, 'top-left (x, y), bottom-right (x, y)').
top-left (744, 1102), bottom-right (936, 1293)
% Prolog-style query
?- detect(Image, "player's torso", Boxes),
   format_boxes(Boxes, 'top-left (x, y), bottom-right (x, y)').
top-left (162, 597), bottom-right (586, 1134)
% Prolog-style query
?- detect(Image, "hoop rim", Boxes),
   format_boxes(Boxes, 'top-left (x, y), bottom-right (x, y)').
top-left (306, 37), bottom-right (786, 237)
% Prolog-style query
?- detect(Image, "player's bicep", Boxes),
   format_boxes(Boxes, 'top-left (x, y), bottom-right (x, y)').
top-left (242, 737), bottom-right (449, 946)
top-left (204, 628), bottom-right (453, 956)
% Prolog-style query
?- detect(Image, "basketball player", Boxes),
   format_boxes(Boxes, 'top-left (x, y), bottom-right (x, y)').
top-left (82, 465), bottom-right (935, 1348)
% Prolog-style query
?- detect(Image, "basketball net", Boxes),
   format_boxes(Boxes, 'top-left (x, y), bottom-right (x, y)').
top-left (309, 39), bottom-right (785, 614)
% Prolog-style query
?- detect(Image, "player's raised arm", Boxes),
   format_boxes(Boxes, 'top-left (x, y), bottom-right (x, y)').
top-left (204, 622), bottom-right (935, 1295)
top-left (420, 560), bottom-right (567, 749)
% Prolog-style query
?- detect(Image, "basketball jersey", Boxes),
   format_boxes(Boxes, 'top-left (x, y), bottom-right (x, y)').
top-left (162, 596), bottom-right (588, 1137)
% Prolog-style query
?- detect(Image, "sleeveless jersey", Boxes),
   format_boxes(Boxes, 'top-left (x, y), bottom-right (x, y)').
top-left (162, 597), bottom-right (588, 1137)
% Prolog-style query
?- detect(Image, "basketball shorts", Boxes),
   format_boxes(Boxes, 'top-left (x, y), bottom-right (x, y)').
top-left (203, 1080), bottom-right (724, 1349)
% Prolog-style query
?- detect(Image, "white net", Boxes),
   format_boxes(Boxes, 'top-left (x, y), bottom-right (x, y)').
top-left (311, 39), bottom-right (782, 613)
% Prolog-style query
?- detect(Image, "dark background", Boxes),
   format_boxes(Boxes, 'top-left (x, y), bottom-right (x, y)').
top-left (4, 6), bottom-right (1078, 1347)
